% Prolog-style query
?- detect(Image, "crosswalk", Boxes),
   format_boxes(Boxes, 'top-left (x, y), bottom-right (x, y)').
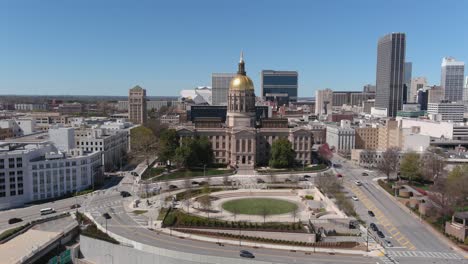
top-left (387, 250), bottom-right (463, 260)
top-left (128, 213), bottom-right (148, 227)
top-left (379, 255), bottom-right (398, 264)
top-left (85, 200), bottom-right (122, 211)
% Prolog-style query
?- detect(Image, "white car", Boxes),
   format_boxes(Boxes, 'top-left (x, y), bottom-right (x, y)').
top-left (351, 196), bottom-right (359, 201)
top-left (354, 181), bottom-right (362, 186)
top-left (384, 240), bottom-right (393, 247)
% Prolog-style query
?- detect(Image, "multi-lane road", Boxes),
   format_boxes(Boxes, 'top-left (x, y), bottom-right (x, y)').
top-left (332, 156), bottom-right (466, 263)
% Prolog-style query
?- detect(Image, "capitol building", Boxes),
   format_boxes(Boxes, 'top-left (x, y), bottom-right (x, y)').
top-left (176, 54), bottom-right (315, 171)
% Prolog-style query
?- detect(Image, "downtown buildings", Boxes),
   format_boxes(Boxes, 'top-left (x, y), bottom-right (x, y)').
top-left (128, 85), bottom-right (147, 125)
top-left (212, 73), bottom-right (236, 106)
top-left (375, 33), bottom-right (406, 117)
top-left (441, 57), bottom-right (465, 102)
top-left (261, 70), bottom-right (298, 106)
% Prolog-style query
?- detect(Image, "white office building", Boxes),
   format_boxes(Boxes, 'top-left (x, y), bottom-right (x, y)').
top-left (326, 120), bottom-right (355, 154)
top-left (75, 128), bottom-right (129, 172)
top-left (427, 102), bottom-right (464, 122)
top-left (0, 143), bottom-right (101, 210)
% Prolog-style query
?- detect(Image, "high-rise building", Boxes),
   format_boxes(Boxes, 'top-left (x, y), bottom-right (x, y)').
top-left (427, 85), bottom-right (444, 103)
top-left (315, 89), bottom-right (333, 115)
top-left (404, 62), bottom-right (412, 103)
top-left (410, 77), bottom-right (427, 103)
top-left (261, 70), bottom-right (298, 106)
top-left (212, 73), bottom-right (235, 105)
top-left (441, 57), bottom-right (465, 102)
top-left (427, 102), bottom-right (464, 122)
top-left (375, 33), bottom-right (406, 117)
top-left (363, 84), bottom-right (376, 93)
top-left (463, 76), bottom-right (468, 104)
top-left (417, 88), bottom-right (429, 111)
top-left (128, 85), bottom-right (147, 125)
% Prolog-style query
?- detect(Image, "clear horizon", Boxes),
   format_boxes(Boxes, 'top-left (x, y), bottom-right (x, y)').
top-left (2, 0), bottom-right (467, 97)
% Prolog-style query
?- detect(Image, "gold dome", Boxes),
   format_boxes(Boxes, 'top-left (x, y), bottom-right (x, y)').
top-left (230, 75), bottom-right (254, 91)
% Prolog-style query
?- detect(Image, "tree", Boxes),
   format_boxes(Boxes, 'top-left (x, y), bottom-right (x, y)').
top-left (446, 165), bottom-right (468, 208)
top-left (260, 206), bottom-right (270, 224)
top-left (199, 195), bottom-right (212, 218)
top-left (269, 138), bottom-right (295, 168)
top-left (158, 129), bottom-right (179, 166)
top-left (231, 206), bottom-right (240, 221)
top-left (318, 143), bottom-right (333, 163)
top-left (174, 136), bottom-right (214, 169)
top-left (182, 190), bottom-right (193, 213)
top-left (400, 152), bottom-right (422, 183)
top-left (130, 126), bottom-right (157, 165)
top-left (315, 172), bottom-right (341, 195)
top-left (420, 151), bottom-right (446, 182)
top-left (174, 138), bottom-right (192, 168)
top-left (290, 206), bottom-right (299, 223)
top-left (376, 147), bottom-right (400, 181)
top-left (360, 149), bottom-right (377, 168)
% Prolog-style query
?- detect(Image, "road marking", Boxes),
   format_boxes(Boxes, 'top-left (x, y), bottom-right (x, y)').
top-left (344, 182), bottom-right (416, 251)
top-left (386, 250), bottom-right (462, 259)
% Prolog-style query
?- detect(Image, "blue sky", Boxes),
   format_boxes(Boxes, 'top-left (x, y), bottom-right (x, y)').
top-left (1, 0), bottom-right (467, 97)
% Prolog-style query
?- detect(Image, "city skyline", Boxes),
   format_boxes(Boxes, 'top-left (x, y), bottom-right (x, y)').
top-left (2, 0), bottom-right (468, 97)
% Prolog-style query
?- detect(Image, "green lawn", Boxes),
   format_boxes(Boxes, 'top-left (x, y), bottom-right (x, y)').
top-left (257, 163), bottom-right (328, 174)
top-left (141, 167), bottom-right (166, 180)
top-left (222, 198), bottom-right (298, 215)
top-left (157, 168), bottom-right (233, 181)
top-left (132, 210), bottom-right (148, 215)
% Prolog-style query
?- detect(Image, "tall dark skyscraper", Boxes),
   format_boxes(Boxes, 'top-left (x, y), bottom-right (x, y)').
top-left (375, 33), bottom-right (406, 117)
top-left (261, 70), bottom-right (298, 105)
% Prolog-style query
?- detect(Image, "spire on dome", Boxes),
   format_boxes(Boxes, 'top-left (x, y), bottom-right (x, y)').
top-left (237, 51), bottom-right (246, 75)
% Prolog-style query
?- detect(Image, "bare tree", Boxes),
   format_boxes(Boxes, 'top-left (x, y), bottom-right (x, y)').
top-left (260, 206), bottom-right (270, 224)
top-left (420, 151), bottom-right (446, 182)
top-left (231, 206), bottom-right (240, 221)
top-left (290, 206), bottom-right (299, 223)
top-left (223, 175), bottom-right (230, 188)
top-left (376, 147), bottom-right (400, 181)
top-left (183, 176), bottom-right (191, 190)
top-left (360, 149), bottom-right (377, 168)
top-left (182, 190), bottom-right (193, 213)
top-left (199, 195), bottom-right (212, 218)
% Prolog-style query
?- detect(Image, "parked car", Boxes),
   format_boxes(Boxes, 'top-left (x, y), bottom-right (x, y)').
top-left (191, 181), bottom-right (200, 186)
top-left (377, 231), bottom-right (385, 238)
top-left (351, 196), bottom-right (359, 201)
top-left (169, 185), bottom-right (178, 190)
top-left (384, 240), bottom-right (393, 247)
top-left (8, 218), bottom-right (23, 224)
top-left (361, 172), bottom-right (368, 176)
top-left (354, 181), bottom-right (362, 186)
top-left (368, 210), bottom-right (375, 217)
top-left (303, 175), bottom-right (311, 179)
top-left (333, 163), bottom-right (341, 168)
top-left (256, 179), bottom-right (265, 183)
top-left (70, 204), bottom-right (81, 209)
top-left (120, 191), bottom-right (131, 197)
top-left (239, 250), bottom-right (255, 258)
top-left (370, 223), bottom-right (378, 232)
top-left (285, 178), bottom-right (292, 183)
top-left (131, 172), bottom-right (139, 177)
top-left (336, 173), bottom-right (343, 178)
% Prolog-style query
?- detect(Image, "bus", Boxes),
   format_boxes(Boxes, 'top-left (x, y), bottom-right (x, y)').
top-left (40, 208), bottom-right (56, 215)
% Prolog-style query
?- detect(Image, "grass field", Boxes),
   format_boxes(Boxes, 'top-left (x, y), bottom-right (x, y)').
top-left (222, 198), bottom-right (297, 215)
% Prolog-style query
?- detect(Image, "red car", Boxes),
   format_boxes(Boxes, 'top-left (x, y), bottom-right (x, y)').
top-left (336, 173), bottom-right (343, 178)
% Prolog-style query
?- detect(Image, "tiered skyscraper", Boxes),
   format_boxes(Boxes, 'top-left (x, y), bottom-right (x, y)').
top-left (375, 33), bottom-right (406, 117)
top-left (261, 70), bottom-right (298, 106)
top-left (441, 57), bottom-right (465, 102)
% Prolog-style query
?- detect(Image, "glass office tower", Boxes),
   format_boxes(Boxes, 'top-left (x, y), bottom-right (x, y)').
top-left (261, 70), bottom-right (298, 105)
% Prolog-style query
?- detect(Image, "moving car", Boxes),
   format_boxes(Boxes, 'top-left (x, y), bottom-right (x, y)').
top-left (40, 208), bottom-right (56, 215)
top-left (169, 185), bottom-right (178, 190)
top-left (191, 181), bottom-right (200, 186)
top-left (131, 171), bottom-right (139, 177)
top-left (336, 173), bottom-right (343, 178)
top-left (303, 175), bottom-right (311, 179)
top-left (368, 210), bottom-right (375, 217)
top-left (361, 172), bottom-right (368, 176)
top-left (370, 223), bottom-right (378, 232)
top-left (351, 196), bottom-right (359, 201)
top-left (377, 231), bottom-right (385, 238)
top-left (256, 179), bottom-right (265, 183)
top-left (120, 191), bottom-right (131, 197)
top-left (8, 218), bottom-right (23, 224)
top-left (354, 181), bottom-right (362, 186)
top-left (70, 204), bottom-right (81, 209)
top-left (384, 240), bottom-right (393, 247)
top-left (239, 250), bottom-right (255, 258)
top-left (332, 163), bottom-right (341, 168)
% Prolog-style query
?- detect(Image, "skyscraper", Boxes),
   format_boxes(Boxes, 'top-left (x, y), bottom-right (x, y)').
top-left (212, 73), bottom-right (236, 105)
top-left (375, 33), bottom-right (406, 117)
top-left (404, 62), bottom-right (412, 103)
top-left (464, 77), bottom-right (468, 103)
top-left (441, 57), bottom-right (465, 102)
top-left (128, 85), bottom-right (147, 125)
top-left (410, 77), bottom-right (428, 103)
top-left (261, 70), bottom-right (298, 106)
